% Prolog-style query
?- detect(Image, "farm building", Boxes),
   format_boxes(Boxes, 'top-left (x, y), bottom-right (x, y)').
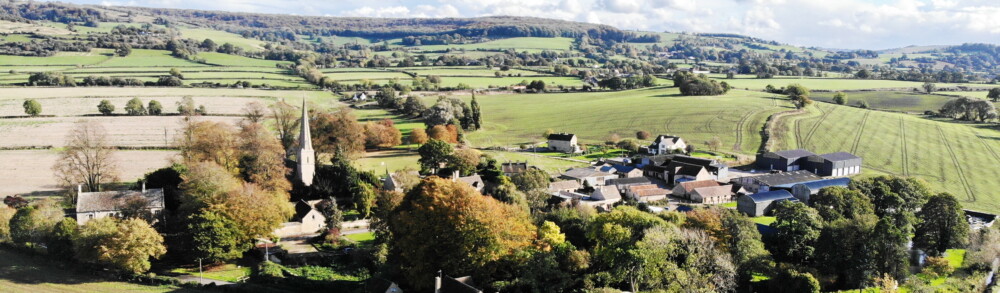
top-left (640, 154), bottom-right (729, 182)
top-left (606, 177), bottom-right (653, 190)
top-left (274, 200), bottom-right (326, 237)
top-left (735, 170), bottom-right (821, 193)
top-left (547, 133), bottom-right (581, 153)
top-left (738, 190), bottom-right (798, 217)
top-left (575, 186), bottom-right (622, 210)
top-left (673, 180), bottom-right (720, 199)
top-left (549, 180), bottom-right (582, 193)
top-left (691, 185), bottom-right (733, 204)
top-left (501, 161), bottom-right (530, 177)
top-left (598, 164), bottom-right (644, 178)
top-left (75, 185), bottom-right (165, 225)
top-left (790, 178), bottom-right (851, 204)
top-left (648, 135), bottom-right (687, 155)
top-left (673, 165), bottom-right (712, 184)
top-left (804, 152), bottom-right (863, 177)
top-left (454, 174), bottom-right (485, 192)
top-left (626, 184), bottom-right (671, 202)
top-left (560, 167), bottom-right (618, 187)
top-left (755, 149), bottom-right (816, 172)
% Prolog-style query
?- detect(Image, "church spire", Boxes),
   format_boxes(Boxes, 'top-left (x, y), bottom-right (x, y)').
top-left (298, 99), bottom-right (313, 151)
top-left (297, 99), bottom-right (315, 186)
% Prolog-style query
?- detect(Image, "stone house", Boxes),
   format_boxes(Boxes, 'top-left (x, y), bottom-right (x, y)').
top-left (75, 185), bottom-right (165, 225)
top-left (547, 133), bottom-right (581, 154)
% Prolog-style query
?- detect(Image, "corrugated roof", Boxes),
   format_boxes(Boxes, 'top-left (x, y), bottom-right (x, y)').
top-left (772, 149), bottom-right (816, 159)
top-left (747, 190), bottom-right (796, 203)
top-left (76, 189), bottom-right (165, 213)
top-left (607, 177), bottom-right (652, 185)
top-left (820, 152), bottom-right (861, 162)
top-left (793, 178), bottom-right (851, 192)
top-left (752, 170), bottom-right (820, 186)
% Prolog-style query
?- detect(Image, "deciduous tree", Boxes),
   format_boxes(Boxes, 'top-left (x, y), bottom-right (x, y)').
top-left (147, 100), bottom-right (163, 115)
top-left (269, 100), bottom-right (299, 152)
top-left (53, 121), bottom-right (119, 192)
top-left (389, 178), bottom-right (536, 290)
top-left (771, 200), bottom-right (823, 265)
top-left (97, 99), bottom-right (115, 115)
top-left (125, 98), bottom-right (146, 115)
top-left (417, 139), bottom-right (452, 174)
top-left (312, 108), bottom-right (367, 158)
top-left (187, 208), bottom-right (247, 264)
top-left (914, 193), bottom-right (969, 256)
top-left (74, 218), bottom-right (166, 274)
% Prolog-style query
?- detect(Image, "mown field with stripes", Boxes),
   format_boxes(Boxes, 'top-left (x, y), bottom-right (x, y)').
top-left (782, 102), bottom-right (1000, 212)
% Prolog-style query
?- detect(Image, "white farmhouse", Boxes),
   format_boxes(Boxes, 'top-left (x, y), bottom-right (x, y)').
top-left (648, 135), bottom-right (687, 155)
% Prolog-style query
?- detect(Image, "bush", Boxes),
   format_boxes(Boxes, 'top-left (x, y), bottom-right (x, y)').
top-left (22, 99), bottom-right (41, 116)
top-left (922, 256), bottom-right (954, 278)
top-left (97, 100), bottom-right (115, 115)
top-left (254, 261), bottom-right (285, 278)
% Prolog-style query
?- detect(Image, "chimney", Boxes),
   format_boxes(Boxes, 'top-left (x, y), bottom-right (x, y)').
top-left (435, 271), bottom-right (443, 293)
top-left (77, 184), bottom-right (82, 195)
top-left (142, 182), bottom-right (146, 193)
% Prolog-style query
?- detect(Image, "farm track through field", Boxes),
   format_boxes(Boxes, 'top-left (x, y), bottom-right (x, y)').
top-left (899, 117), bottom-right (910, 176)
top-left (936, 125), bottom-right (975, 202)
top-left (803, 105), bottom-right (836, 147)
top-left (663, 117), bottom-right (675, 134)
top-left (850, 111), bottom-right (872, 154)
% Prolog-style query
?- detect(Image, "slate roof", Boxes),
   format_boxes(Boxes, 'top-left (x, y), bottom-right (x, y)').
top-left (747, 190), bottom-right (796, 203)
top-left (547, 133), bottom-right (576, 141)
top-left (675, 165), bottom-right (707, 177)
top-left (653, 135), bottom-right (682, 144)
top-left (751, 170), bottom-right (820, 186)
top-left (772, 149), bottom-right (817, 159)
top-left (633, 187), bottom-right (670, 197)
top-left (291, 200), bottom-right (322, 222)
top-left (440, 276), bottom-right (483, 293)
top-left (607, 177), bottom-right (653, 186)
top-left (76, 189), bottom-right (165, 213)
top-left (820, 152), bottom-right (861, 162)
top-left (613, 165), bottom-right (638, 173)
top-left (501, 162), bottom-right (529, 174)
top-left (593, 185), bottom-right (622, 201)
top-left (677, 180), bottom-right (720, 193)
top-left (549, 180), bottom-right (582, 191)
top-left (457, 175), bottom-right (485, 189)
top-left (670, 155), bottom-right (717, 167)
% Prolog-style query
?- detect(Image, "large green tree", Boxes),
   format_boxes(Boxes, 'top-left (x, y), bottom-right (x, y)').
top-left (74, 218), bottom-right (166, 274)
top-left (989, 88), bottom-right (1000, 102)
top-left (770, 200), bottom-right (823, 265)
top-left (809, 186), bottom-right (875, 222)
top-left (511, 168), bottom-right (550, 192)
top-left (914, 193), bottom-right (969, 256)
top-left (47, 218), bottom-right (78, 259)
top-left (417, 139), bottom-right (452, 174)
top-left (125, 98), bottom-right (147, 115)
top-left (9, 200), bottom-right (62, 246)
top-left (388, 177), bottom-right (537, 291)
top-left (187, 208), bottom-right (247, 263)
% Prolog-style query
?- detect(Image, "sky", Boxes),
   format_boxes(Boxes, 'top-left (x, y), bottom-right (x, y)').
top-left (52, 0), bottom-right (1000, 50)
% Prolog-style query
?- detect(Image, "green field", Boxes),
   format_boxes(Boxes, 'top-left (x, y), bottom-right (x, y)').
top-left (404, 67), bottom-right (542, 77)
top-left (811, 91), bottom-right (955, 112)
top-left (97, 49), bottom-right (208, 67)
top-left (455, 87), bottom-right (789, 155)
top-left (716, 76), bottom-right (971, 91)
top-left (180, 28), bottom-right (266, 51)
top-left (438, 76), bottom-right (583, 88)
top-left (781, 102), bottom-right (1000, 213)
top-left (0, 248), bottom-right (206, 293)
top-left (197, 52), bottom-right (292, 67)
top-left (412, 37), bottom-right (574, 52)
top-left (0, 51), bottom-right (109, 66)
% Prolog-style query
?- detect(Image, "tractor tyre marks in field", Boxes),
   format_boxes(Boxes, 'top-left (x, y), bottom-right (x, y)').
top-left (936, 125), bottom-right (975, 202)
top-left (733, 108), bottom-right (763, 152)
top-left (803, 105), bottom-right (836, 149)
top-left (850, 111), bottom-right (872, 154)
top-left (899, 117), bottom-right (910, 177)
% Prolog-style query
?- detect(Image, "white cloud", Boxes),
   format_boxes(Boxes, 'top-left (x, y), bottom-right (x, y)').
top-left (41, 0), bottom-right (1000, 49)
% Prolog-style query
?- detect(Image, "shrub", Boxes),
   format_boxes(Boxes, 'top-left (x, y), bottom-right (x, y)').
top-left (922, 256), bottom-right (953, 278)
top-left (254, 261), bottom-right (285, 278)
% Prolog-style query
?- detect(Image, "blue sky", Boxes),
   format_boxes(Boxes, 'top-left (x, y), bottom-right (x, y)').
top-left (54, 0), bottom-right (1000, 49)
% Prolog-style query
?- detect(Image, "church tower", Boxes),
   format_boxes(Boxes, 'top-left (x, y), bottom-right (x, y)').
top-left (297, 99), bottom-right (315, 186)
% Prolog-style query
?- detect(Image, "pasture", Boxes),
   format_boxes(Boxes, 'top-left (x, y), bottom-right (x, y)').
top-left (0, 248), bottom-right (205, 293)
top-left (180, 28), bottom-right (267, 51)
top-left (454, 87), bottom-right (790, 156)
top-left (810, 91), bottom-right (955, 112)
top-left (411, 37), bottom-right (574, 52)
top-left (781, 102), bottom-right (1000, 213)
top-left (715, 76), bottom-right (973, 91)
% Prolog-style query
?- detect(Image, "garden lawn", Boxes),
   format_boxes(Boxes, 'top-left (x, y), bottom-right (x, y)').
top-left (169, 264), bottom-right (250, 283)
top-left (0, 248), bottom-right (207, 293)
